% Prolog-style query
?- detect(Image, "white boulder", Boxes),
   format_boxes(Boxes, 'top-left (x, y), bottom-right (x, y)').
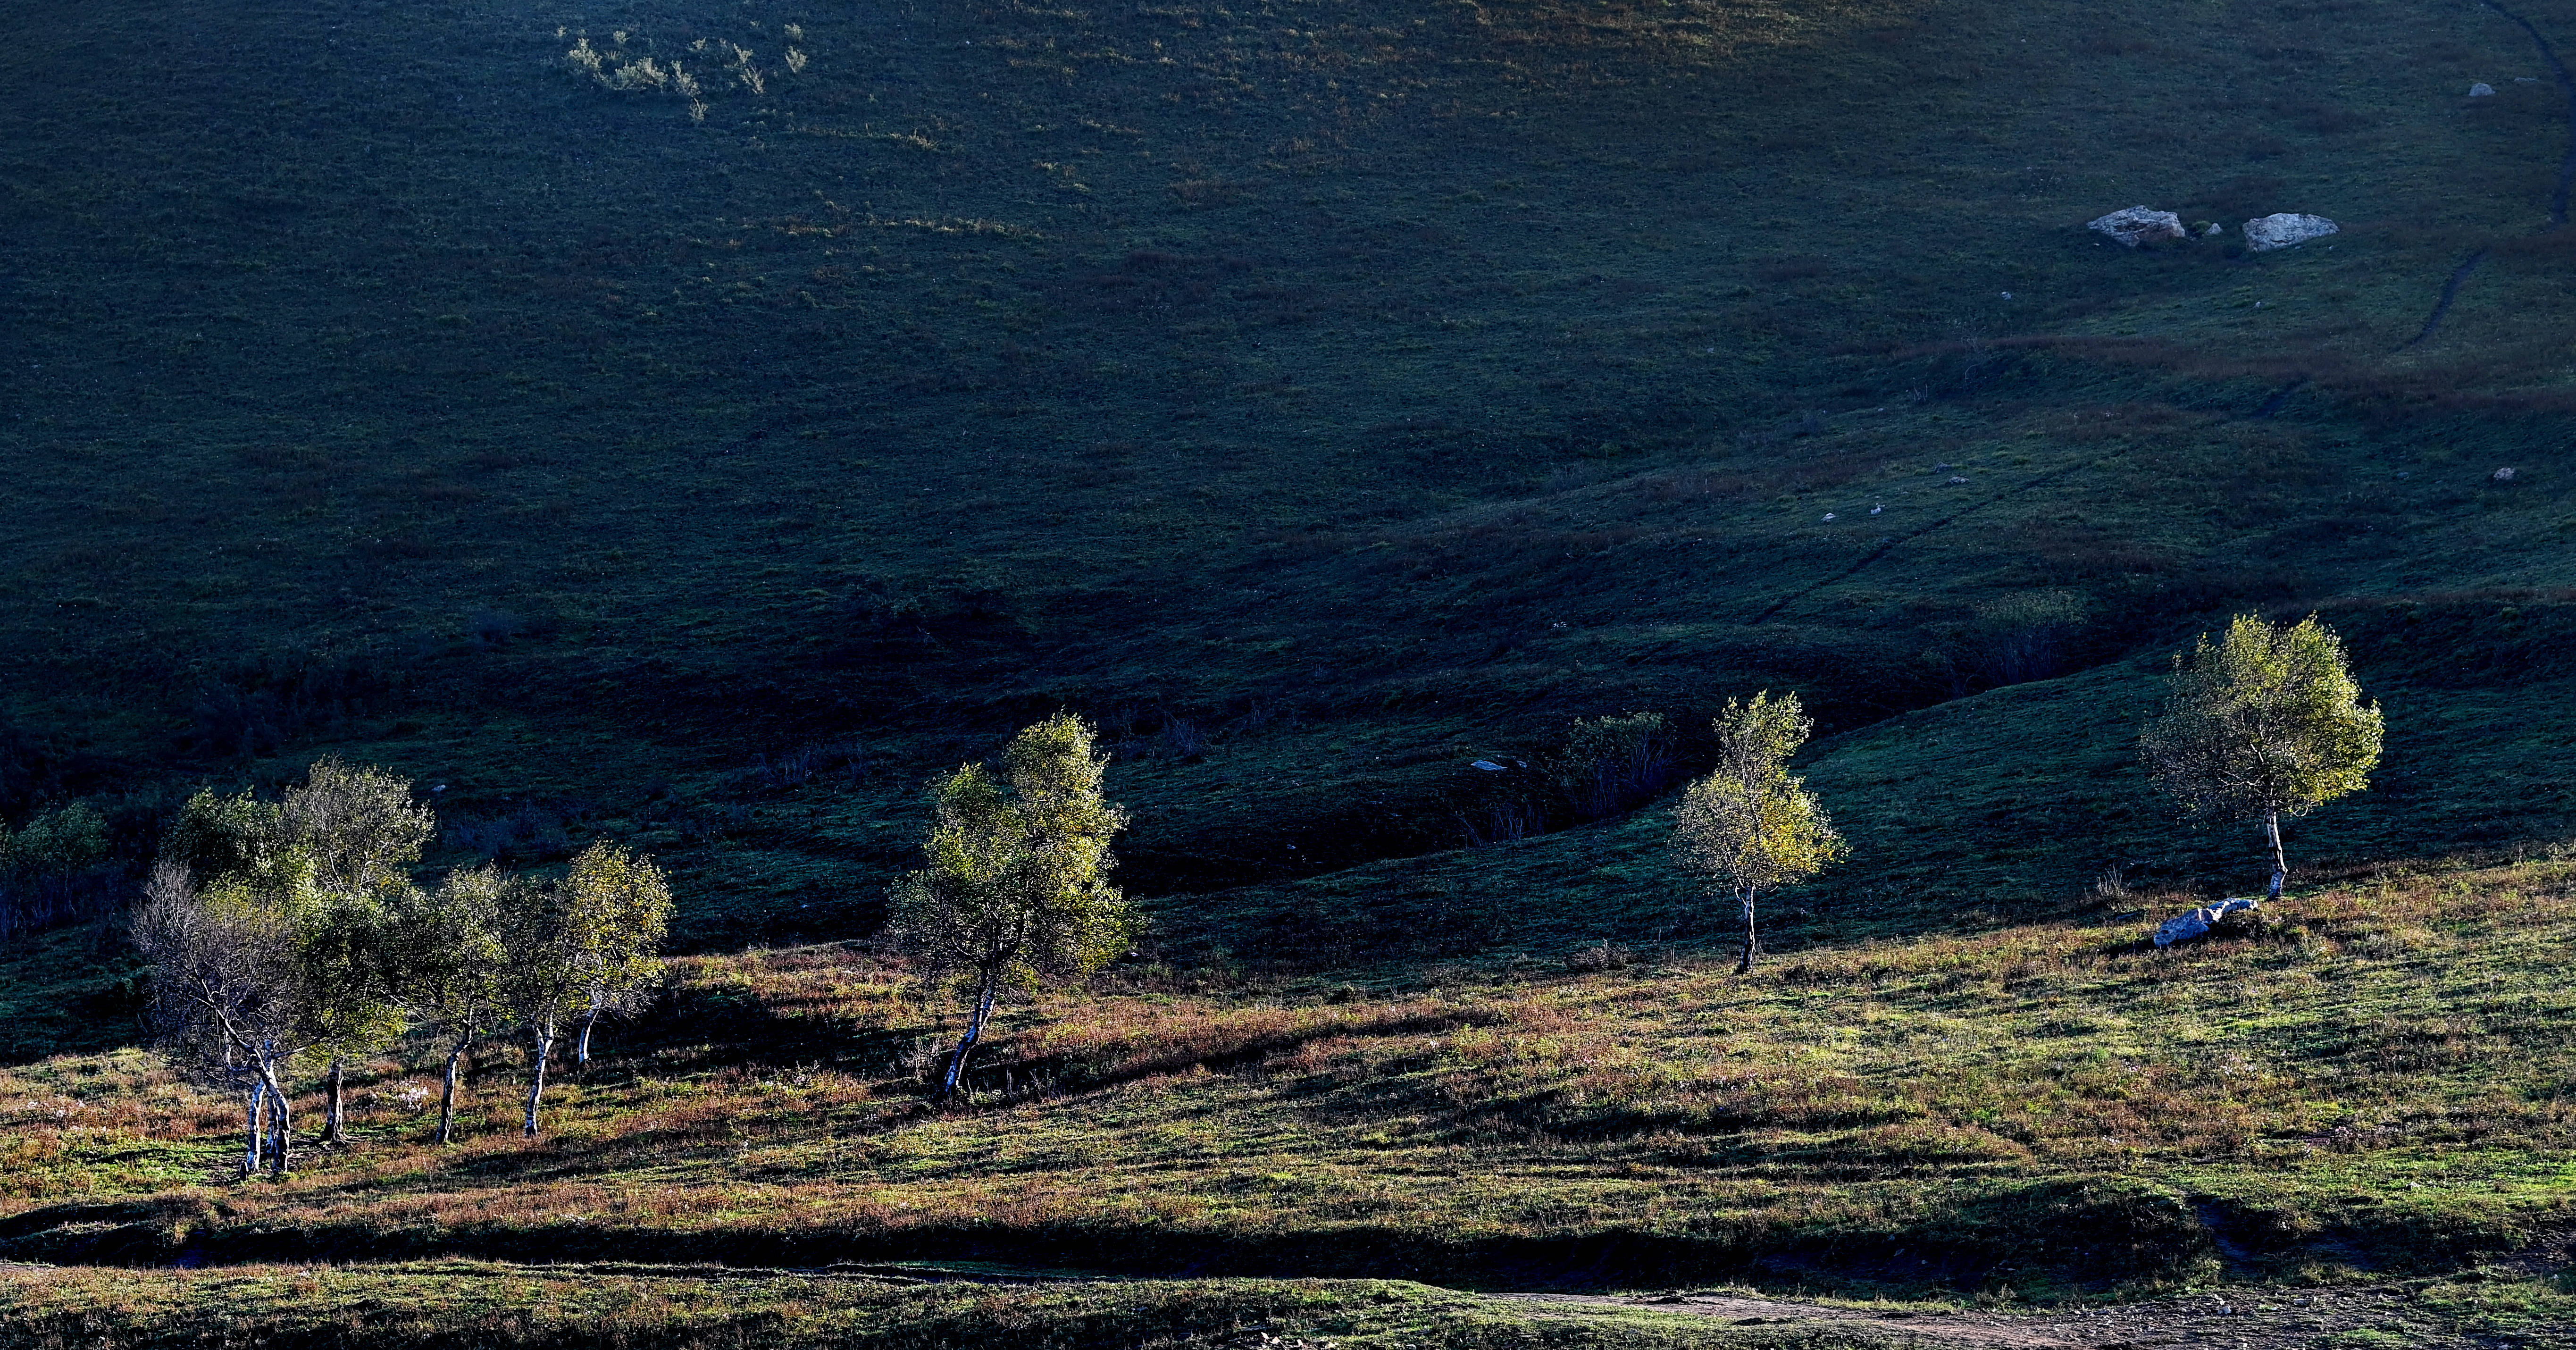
top-left (2470, 82), bottom-right (2496, 97)
top-left (2243, 212), bottom-right (2339, 252)
top-left (2088, 206), bottom-right (2187, 248)
top-left (2154, 896), bottom-right (2261, 948)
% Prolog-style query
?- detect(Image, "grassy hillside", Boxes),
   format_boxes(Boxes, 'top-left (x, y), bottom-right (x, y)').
top-left (6, 0), bottom-right (2576, 949)
top-left (14, 0), bottom-right (2576, 1337)
top-left (10, 855), bottom-right (2576, 1300)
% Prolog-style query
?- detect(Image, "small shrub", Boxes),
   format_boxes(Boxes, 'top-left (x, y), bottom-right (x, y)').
top-left (1564, 940), bottom-right (1633, 972)
top-left (1545, 712), bottom-right (1676, 821)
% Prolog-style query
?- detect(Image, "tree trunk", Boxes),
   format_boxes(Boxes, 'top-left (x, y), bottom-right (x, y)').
top-left (938, 974), bottom-right (999, 1099)
top-left (438, 1036), bottom-right (470, 1145)
top-left (243, 1080), bottom-right (267, 1177)
top-left (523, 1021), bottom-right (555, 1137)
top-left (261, 1062), bottom-right (292, 1177)
top-left (576, 1010), bottom-right (598, 1069)
top-left (2265, 812), bottom-right (2288, 901)
top-left (1735, 886), bottom-right (1760, 974)
top-left (325, 1059), bottom-right (346, 1147)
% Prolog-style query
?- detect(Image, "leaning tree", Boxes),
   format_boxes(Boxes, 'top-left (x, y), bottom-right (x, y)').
top-left (2141, 613), bottom-right (2383, 901)
top-left (890, 713), bottom-right (1136, 1098)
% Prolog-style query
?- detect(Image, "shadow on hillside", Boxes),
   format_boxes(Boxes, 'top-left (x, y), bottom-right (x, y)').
top-left (5, 1176), bottom-right (2531, 1295)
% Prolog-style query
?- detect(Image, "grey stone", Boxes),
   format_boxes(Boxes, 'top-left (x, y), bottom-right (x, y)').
top-left (2243, 212), bottom-right (2338, 252)
top-left (2088, 205), bottom-right (2187, 248)
top-left (2470, 82), bottom-right (2496, 96)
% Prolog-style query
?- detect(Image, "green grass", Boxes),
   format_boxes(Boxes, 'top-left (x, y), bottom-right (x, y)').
top-left (8, 0), bottom-right (2576, 952)
top-left (10, 855), bottom-right (2576, 1299)
top-left (16, 0), bottom-right (2576, 1338)
top-left (0, 1265), bottom-right (1886, 1349)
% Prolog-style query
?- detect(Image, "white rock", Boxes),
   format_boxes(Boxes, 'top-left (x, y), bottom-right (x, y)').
top-left (2243, 212), bottom-right (2339, 252)
top-left (2494, 467), bottom-right (2517, 482)
top-left (2154, 912), bottom-right (2207, 947)
top-left (2154, 896), bottom-right (2260, 948)
top-left (2470, 82), bottom-right (2496, 96)
top-left (2088, 205), bottom-right (2187, 248)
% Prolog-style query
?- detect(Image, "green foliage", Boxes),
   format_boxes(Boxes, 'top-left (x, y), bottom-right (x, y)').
top-left (1545, 712), bottom-right (1673, 820)
top-left (2142, 614), bottom-right (2384, 827)
top-left (8, 803), bottom-right (108, 875)
top-left (561, 842), bottom-right (674, 1021)
top-left (1675, 693), bottom-right (1847, 896)
top-left (891, 713), bottom-right (1136, 1000)
top-left (279, 756), bottom-right (435, 897)
top-left (493, 881), bottom-right (583, 1033)
top-left (1673, 693), bottom-right (1845, 970)
top-left (390, 867), bottom-right (512, 1044)
top-left (298, 891), bottom-right (407, 1063)
top-left (166, 790), bottom-right (288, 889)
top-left (2143, 613), bottom-right (2384, 895)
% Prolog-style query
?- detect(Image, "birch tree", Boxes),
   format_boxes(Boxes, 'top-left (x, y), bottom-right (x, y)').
top-left (391, 867), bottom-right (512, 1144)
top-left (560, 842), bottom-right (672, 1068)
top-left (1671, 692), bottom-right (1846, 973)
top-left (2141, 613), bottom-right (2383, 900)
top-left (132, 861), bottom-right (325, 1176)
top-left (491, 850), bottom-right (669, 1136)
top-left (495, 878), bottom-right (584, 1137)
top-left (301, 893), bottom-right (407, 1147)
top-left (281, 756), bottom-right (436, 896)
top-left (890, 713), bottom-right (1135, 1098)
top-left (211, 759), bottom-right (434, 1147)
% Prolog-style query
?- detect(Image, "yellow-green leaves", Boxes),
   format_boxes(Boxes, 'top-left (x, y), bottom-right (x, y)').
top-left (892, 713), bottom-right (1136, 998)
top-left (280, 756), bottom-right (436, 898)
top-left (2142, 613), bottom-right (2383, 825)
top-left (563, 842), bottom-right (674, 1016)
top-left (7, 803), bottom-right (107, 875)
top-left (1670, 691), bottom-right (1846, 969)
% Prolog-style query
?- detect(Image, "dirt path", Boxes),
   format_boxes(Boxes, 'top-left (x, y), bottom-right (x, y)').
top-left (1508, 1284), bottom-right (2569, 1348)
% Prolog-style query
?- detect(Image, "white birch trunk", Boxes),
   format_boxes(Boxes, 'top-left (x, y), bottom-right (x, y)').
top-left (1735, 885), bottom-right (1760, 974)
top-left (939, 974), bottom-right (999, 1099)
top-left (438, 1037), bottom-right (469, 1145)
top-left (243, 1080), bottom-right (267, 1176)
top-left (523, 1021), bottom-right (555, 1137)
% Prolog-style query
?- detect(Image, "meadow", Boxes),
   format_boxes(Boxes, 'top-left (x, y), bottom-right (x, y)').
top-left (13, 855), bottom-right (2576, 1299)
top-left (11, 0), bottom-right (2576, 1338)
